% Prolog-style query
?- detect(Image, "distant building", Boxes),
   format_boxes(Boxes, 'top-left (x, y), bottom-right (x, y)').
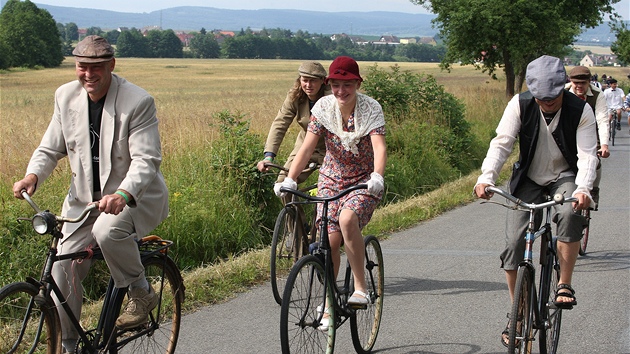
top-left (176, 31), bottom-right (195, 47)
top-left (580, 54), bottom-right (596, 67)
top-left (399, 38), bottom-right (417, 44)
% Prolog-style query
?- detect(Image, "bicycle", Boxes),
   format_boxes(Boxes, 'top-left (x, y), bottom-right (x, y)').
top-left (609, 110), bottom-right (617, 146)
top-left (0, 191), bottom-right (184, 354)
top-left (264, 162), bottom-right (320, 305)
top-left (484, 186), bottom-right (577, 354)
top-left (278, 184), bottom-right (384, 354)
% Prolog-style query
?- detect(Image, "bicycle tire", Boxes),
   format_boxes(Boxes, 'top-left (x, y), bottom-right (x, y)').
top-left (611, 114), bottom-right (617, 146)
top-left (509, 266), bottom-right (534, 354)
top-left (280, 255), bottom-right (336, 354)
top-left (0, 281), bottom-right (61, 354)
top-left (271, 206), bottom-right (302, 305)
top-left (350, 235), bottom-right (384, 354)
top-left (107, 255), bottom-right (184, 354)
top-left (579, 209), bottom-right (590, 256)
top-left (539, 239), bottom-right (562, 354)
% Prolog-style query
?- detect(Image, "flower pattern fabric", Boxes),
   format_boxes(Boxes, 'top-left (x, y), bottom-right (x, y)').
top-left (308, 112), bottom-right (385, 234)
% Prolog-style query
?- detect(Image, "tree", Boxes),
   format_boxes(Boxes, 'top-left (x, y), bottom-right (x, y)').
top-left (412, 0), bottom-right (621, 97)
top-left (189, 31), bottom-right (220, 58)
top-left (146, 29), bottom-right (183, 58)
top-left (65, 22), bottom-right (78, 41)
top-left (611, 21), bottom-right (630, 66)
top-left (116, 29), bottom-right (151, 57)
top-left (0, 0), bottom-right (64, 68)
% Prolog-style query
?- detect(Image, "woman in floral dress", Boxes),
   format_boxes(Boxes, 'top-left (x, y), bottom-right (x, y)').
top-left (274, 56), bottom-right (387, 330)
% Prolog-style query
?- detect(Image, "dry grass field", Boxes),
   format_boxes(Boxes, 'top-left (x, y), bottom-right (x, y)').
top-left (1, 57), bottom-right (628, 183)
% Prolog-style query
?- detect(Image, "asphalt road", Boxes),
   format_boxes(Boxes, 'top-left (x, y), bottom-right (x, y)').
top-left (176, 120), bottom-right (630, 354)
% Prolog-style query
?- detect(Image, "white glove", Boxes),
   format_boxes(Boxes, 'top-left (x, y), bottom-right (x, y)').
top-left (274, 177), bottom-right (297, 197)
top-left (366, 172), bottom-right (384, 196)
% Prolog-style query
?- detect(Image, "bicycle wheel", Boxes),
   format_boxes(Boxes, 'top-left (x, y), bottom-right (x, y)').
top-left (280, 255), bottom-right (336, 354)
top-left (271, 206), bottom-right (302, 305)
top-left (579, 209), bottom-right (590, 256)
top-left (109, 255), bottom-right (184, 354)
top-left (540, 242), bottom-right (562, 354)
top-left (509, 266), bottom-right (534, 354)
top-left (0, 281), bottom-right (61, 354)
top-left (350, 235), bottom-right (384, 354)
top-left (611, 118), bottom-right (616, 146)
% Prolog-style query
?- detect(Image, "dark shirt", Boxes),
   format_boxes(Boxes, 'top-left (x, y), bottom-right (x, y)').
top-left (89, 96), bottom-right (106, 192)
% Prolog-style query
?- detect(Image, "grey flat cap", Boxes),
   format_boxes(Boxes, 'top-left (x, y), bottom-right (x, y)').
top-left (73, 35), bottom-right (115, 63)
top-left (298, 61), bottom-right (327, 78)
top-left (526, 55), bottom-right (566, 101)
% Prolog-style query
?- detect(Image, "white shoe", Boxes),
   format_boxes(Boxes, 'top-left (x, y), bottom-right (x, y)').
top-left (348, 290), bottom-right (369, 306)
top-left (316, 305), bottom-right (331, 331)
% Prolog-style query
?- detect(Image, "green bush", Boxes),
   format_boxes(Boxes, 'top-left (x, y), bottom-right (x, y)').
top-left (157, 110), bottom-right (282, 270)
top-left (362, 64), bottom-right (486, 203)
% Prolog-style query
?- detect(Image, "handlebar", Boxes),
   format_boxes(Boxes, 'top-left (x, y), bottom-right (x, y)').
top-left (484, 186), bottom-right (578, 211)
top-left (20, 189), bottom-right (98, 227)
top-left (263, 162), bottom-right (320, 174)
top-left (280, 184), bottom-right (368, 203)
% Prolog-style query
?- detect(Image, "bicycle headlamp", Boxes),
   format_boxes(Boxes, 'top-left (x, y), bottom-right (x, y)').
top-left (32, 211), bottom-right (56, 235)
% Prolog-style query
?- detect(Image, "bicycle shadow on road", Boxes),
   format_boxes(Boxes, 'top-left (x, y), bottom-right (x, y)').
top-left (384, 276), bottom-right (506, 297)
top-left (371, 342), bottom-right (505, 354)
top-left (575, 250), bottom-right (630, 272)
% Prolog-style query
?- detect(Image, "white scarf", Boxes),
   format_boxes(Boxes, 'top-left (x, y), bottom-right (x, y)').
top-left (311, 93), bottom-right (385, 155)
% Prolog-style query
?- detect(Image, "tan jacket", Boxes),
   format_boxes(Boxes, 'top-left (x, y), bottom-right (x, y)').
top-left (26, 74), bottom-right (169, 237)
top-left (264, 90), bottom-right (329, 163)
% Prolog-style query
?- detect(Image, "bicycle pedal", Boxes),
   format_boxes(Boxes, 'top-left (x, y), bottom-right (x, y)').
top-left (348, 303), bottom-right (368, 310)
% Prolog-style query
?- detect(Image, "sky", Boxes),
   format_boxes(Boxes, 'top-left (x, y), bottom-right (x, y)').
top-left (29, 0), bottom-right (432, 14)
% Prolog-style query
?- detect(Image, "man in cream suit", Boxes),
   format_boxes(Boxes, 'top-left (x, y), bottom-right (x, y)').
top-left (13, 35), bottom-right (169, 354)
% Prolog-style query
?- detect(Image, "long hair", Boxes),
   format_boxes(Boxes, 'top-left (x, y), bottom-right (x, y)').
top-left (288, 76), bottom-right (327, 103)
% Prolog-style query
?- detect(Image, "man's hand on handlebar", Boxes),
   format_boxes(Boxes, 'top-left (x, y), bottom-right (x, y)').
top-left (98, 193), bottom-right (127, 215)
top-left (474, 183), bottom-right (493, 200)
top-left (573, 193), bottom-right (590, 211)
top-left (12, 174), bottom-right (38, 199)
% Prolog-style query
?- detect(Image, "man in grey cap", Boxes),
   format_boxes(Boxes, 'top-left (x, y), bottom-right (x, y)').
top-left (473, 55), bottom-right (598, 347)
top-left (12, 35), bottom-right (168, 354)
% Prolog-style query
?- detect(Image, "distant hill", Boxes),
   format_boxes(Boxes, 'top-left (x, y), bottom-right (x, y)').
top-left (36, 4), bottom-right (439, 37)
top-left (35, 3), bottom-right (622, 45)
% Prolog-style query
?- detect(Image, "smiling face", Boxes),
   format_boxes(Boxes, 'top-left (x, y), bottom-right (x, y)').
top-left (329, 79), bottom-right (361, 107)
top-left (300, 76), bottom-right (324, 101)
top-left (570, 80), bottom-right (589, 97)
top-left (75, 58), bottom-right (115, 102)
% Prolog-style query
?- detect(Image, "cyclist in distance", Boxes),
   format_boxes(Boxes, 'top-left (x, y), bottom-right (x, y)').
top-left (257, 61), bottom-right (330, 201)
top-left (624, 90), bottom-right (630, 133)
top-left (12, 36), bottom-right (169, 354)
top-left (566, 65), bottom-right (609, 208)
top-left (473, 55), bottom-right (598, 348)
top-left (603, 78), bottom-right (625, 131)
top-left (274, 56), bottom-right (387, 330)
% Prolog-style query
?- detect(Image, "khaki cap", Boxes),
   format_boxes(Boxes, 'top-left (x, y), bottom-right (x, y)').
top-left (73, 35), bottom-right (115, 63)
top-left (298, 61), bottom-right (327, 78)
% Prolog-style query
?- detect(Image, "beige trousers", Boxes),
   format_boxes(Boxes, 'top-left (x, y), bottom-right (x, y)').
top-left (52, 208), bottom-right (145, 340)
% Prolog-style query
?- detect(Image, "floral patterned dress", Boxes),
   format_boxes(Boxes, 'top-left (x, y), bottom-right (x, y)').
top-left (308, 111), bottom-right (386, 234)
